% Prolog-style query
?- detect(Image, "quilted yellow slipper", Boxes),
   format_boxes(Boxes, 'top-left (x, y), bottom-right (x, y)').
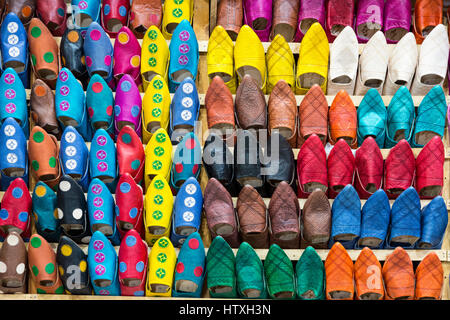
top-left (161, 0), bottom-right (194, 39)
top-left (266, 34), bottom-right (295, 94)
top-left (141, 26), bottom-right (170, 91)
top-left (234, 25), bottom-right (267, 93)
top-left (207, 25), bottom-right (237, 94)
top-left (145, 236), bottom-right (177, 297)
top-left (144, 175), bottom-right (174, 246)
top-left (144, 128), bottom-right (173, 188)
top-left (142, 76), bottom-right (171, 144)
top-left (296, 22), bottom-right (329, 95)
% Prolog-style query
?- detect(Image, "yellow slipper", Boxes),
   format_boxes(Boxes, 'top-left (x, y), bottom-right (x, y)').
top-left (207, 25), bottom-right (237, 94)
top-left (142, 76), bottom-right (171, 144)
top-left (234, 25), bottom-right (267, 93)
top-left (141, 26), bottom-right (170, 91)
top-left (144, 128), bottom-right (173, 188)
top-left (295, 22), bottom-right (330, 95)
top-left (266, 34), bottom-right (295, 94)
top-left (161, 0), bottom-right (194, 39)
top-left (144, 175), bottom-right (174, 246)
top-left (145, 236), bottom-right (177, 297)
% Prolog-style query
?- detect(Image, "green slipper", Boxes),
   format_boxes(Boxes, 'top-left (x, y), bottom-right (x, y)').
top-left (206, 236), bottom-right (237, 298)
top-left (264, 244), bottom-right (296, 299)
top-left (236, 242), bottom-right (268, 299)
top-left (295, 246), bottom-right (325, 300)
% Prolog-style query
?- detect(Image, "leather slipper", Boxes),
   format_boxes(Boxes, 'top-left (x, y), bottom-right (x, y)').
top-left (114, 74), bottom-right (142, 138)
top-left (418, 196), bottom-right (448, 249)
top-left (113, 26), bottom-right (142, 88)
top-left (385, 86), bottom-right (415, 148)
top-left (328, 90), bottom-right (357, 148)
top-left (264, 243), bottom-right (295, 299)
top-left (130, 0), bottom-right (162, 38)
top-left (327, 139), bottom-right (355, 199)
top-left (294, 0), bottom-right (325, 42)
top-left (413, 0), bottom-right (443, 44)
top-left (4, 0), bottom-right (35, 27)
top-left (117, 125), bottom-right (145, 185)
top-left (325, 242), bottom-right (354, 300)
top-left (415, 252), bottom-right (443, 300)
top-left (101, 0), bottom-right (130, 37)
top-left (71, 0), bottom-right (101, 34)
top-left (382, 247), bottom-right (414, 300)
top-left (384, 139), bottom-right (415, 198)
top-left (36, 0), bottom-right (67, 36)
top-left (32, 181), bottom-right (60, 243)
top-left (161, 0), bottom-right (193, 39)
top-left (383, 0), bottom-right (411, 43)
top-left (271, 0), bottom-right (299, 42)
top-left (357, 88), bottom-right (387, 148)
top-left (326, 0), bottom-right (354, 42)
top-left (31, 79), bottom-right (60, 137)
top-left (205, 76), bottom-right (235, 135)
top-left (235, 75), bottom-right (267, 131)
top-left (355, 0), bottom-right (383, 43)
top-left (354, 247), bottom-right (384, 300)
top-left (415, 136), bottom-right (444, 198)
top-left (86, 74), bottom-right (114, 137)
top-left (89, 129), bottom-right (117, 192)
top-left (60, 28), bottom-right (88, 87)
top-left (301, 189), bottom-right (331, 249)
top-left (296, 246), bottom-right (325, 300)
top-left (216, 0), bottom-right (243, 40)
top-left (140, 26), bottom-right (169, 90)
top-left (144, 128), bottom-right (172, 187)
top-left (236, 242), bottom-right (267, 299)
top-left (268, 80), bottom-right (296, 140)
top-left (266, 35), bottom-right (295, 94)
top-left (0, 232), bottom-right (27, 293)
top-left (243, 0), bottom-right (272, 42)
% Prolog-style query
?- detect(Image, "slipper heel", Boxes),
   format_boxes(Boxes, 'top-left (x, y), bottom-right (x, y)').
top-left (36, 0), bottom-right (68, 37)
top-left (60, 29), bottom-right (88, 87)
top-left (71, 0), bottom-right (101, 35)
top-left (162, 0), bottom-right (194, 39)
top-left (0, 232), bottom-right (28, 293)
top-left (31, 79), bottom-right (60, 137)
top-left (144, 128), bottom-right (172, 188)
top-left (130, 0), bottom-right (163, 38)
top-left (101, 0), bottom-right (130, 38)
top-left (116, 174), bottom-right (144, 238)
top-left (354, 247), bottom-right (384, 300)
top-left (32, 182), bottom-right (61, 243)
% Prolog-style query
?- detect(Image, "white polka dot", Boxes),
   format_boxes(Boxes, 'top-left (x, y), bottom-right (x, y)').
top-left (0, 262), bottom-right (7, 273)
top-left (185, 184), bottom-right (197, 195)
top-left (184, 197), bottom-right (196, 208)
top-left (7, 22), bottom-right (18, 33)
top-left (183, 211), bottom-right (194, 222)
top-left (181, 110), bottom-right (192, 121)
top-left (8, 47), bottom-right (19, 58)
top-left (72, 208), bottom-right (83, 220)
top-left (6, 234), bottom-right (19, 246)
top-left (181, 97), bottom-right (193, 108)
top-left (182, 83), bottom-right (194, 94)
top-left (6, 153), bottom-right (17, 164)
top-left (65, 159), bottom-right (77, 170)
top-left (16, 263), bottom-right (25, 275)
top-left (65, 132), bottom-right (76, 143)
top-left (65, 146), bottom-right (77, 157)
top-left (6, 139), bottom-right (17, 150)
top-left (57, 208), bottom-right (64, 219)
top-left (7, 35), bottom-right (18, 45)
top-left (4, 125), bottom-right (15, 136)
top-left (59, 181), bottom-right (71, 192)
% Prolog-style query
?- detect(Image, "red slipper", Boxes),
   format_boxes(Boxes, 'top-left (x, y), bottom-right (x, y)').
top-left (117, 126), bottom-right (145, 186)
top-left (327, 139), bottom-right (355, 199)
top-left (384, 139), bottom-right (415, 199)
top-left (354, 137), bottom-right (383, 199)
top-left (416, 136), bottom-right (444, 199)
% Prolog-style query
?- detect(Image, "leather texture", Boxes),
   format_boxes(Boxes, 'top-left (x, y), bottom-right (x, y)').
top-left (60, 28), bottom-right (88, 86)
top-left (295, 246), bottom-right (325, 300)
top-left (384, 139), bottom-right (415, 198)
top-left (113, 27), bottom-right (142, 88)
top-left (234, 130), bottom-right (264, 189)
top-left (328, 90), bottom-right (357, 147)
top-left (415, 252), bottom-right (443, 300)
top-left (383, 0), bottom-right (411, 43)
top-left (36, 0), bottom-right (67, 36)
top-left (416, 136), bottom-right (444, 199)
top-left (357, 88), bottom-right (387, 148)
top-left (271, 0), bottom-right (299, 42)
top-left (298, 85), bottom-right (328, 146)
top-left (355, 0), bottom-right (384, 43)
top-left (413, 0), bottom-right (443, 44)
top-left (31, 79), bottom-right (60, 137)
top-left (295, 0), bottom-right (326, 41)
top-left (264, 244), bottom-right (295, 299)
top-left (385, 86), bottom-right (415, 148)
top-left (235, 75), bottom-right (267, 130)
top-left (115, 174), bottom-right (144, 238)
top-left (301, 190), bottom-right (331, 248)
top-left (325, 242), bottom-right (354, 300)
top-left (140, 26), bottom-right (169, 90)
top-left (265, 132), bottom-right (295, 194)
top-left (216, 0), bottom-right (243, 40)
top-left (205, 76), bottom-right (235, 132)
top-left (354, 137), bottom-right (384, 199)
top-left (266, 34), bottom-right (295, 94)
top-left (419, 196), bottom-right (448, 249)
top-left (268, 80), bottom-right (296, 139)
top-left (130, 0), bottom-right (162, 38)
top-left (326, 0), bottom-right (354, 42)
top-left (382, 247), bottom-right (415, 300)
top-left (117, 125), bottom-right (145, 185)
top-left (86, 74), bottom-right (114, 137)
top-left (327, 139), bottom-right (355, 199)
top-left (101, 0), bottom-right (130, 37)
top-left (242, 0), bottom-right (272, 42)
top-left (354, 247), bottom-right (384, 300)
top-left (115, 75), bottom-right (142, 138)
top-left (0, 232), bottom-right (27, 293)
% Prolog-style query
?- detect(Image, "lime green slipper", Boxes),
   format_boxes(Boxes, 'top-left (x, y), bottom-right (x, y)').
top-left (264, 244), bottom-right (296, 299)
top-left (236, 242), bottom-right (268, 299)
top-left (296, 246), bottom-right (325, 300)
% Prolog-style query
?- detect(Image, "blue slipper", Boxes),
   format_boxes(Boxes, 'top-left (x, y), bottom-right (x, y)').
top-left (87, 178), bottom-right (121, 246)
top-left (0, 117), bottom-right (28, 191)
top-left (60, 126), bottom-right (90, 192)
top-left (417, 196), bottom-right (448, 249)
top-left (385, 86), bottom-right (415, 148)
top-left (330, 184), bottom-right (361, 249)
top-left (172, 232), bottom-right (206, 298)
top-left (0, 13), bottom-right (29, 88)
top-left (169, 77), bottom-right (200, 143)
top-left (71, 0), bottom-right (101, 35)
top-left (88, 230), bottom-right (121, 296)
top-left (86, 74), bottom-right (114, 137)
top-left (170, 132), bottom-right (202, 194)
top-left (168, 19), bottom-right (199, 93)
top-left (412, 85), bottom-right (447, 148)
top-left (356, 189), bottom-right (390, 249)
top-left (357, 88), bottom-right (387, 148)
top-left (0, 68), bottom-right (29, 137)
top-left (32, 181), bottom-right (61, 243)
top-left (55, 68), bottom-right (92, 141)
top-left (170, 177), bottom-right (203, 246)
top-left (387, 187), bottom-right (421, 249)
top-left (90, 128), bottom-right (117, 192)
top-left (83, 22), bottom-right (114, 88)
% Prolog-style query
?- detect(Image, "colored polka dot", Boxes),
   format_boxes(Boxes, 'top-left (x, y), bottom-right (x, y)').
top-left (55, 286), bottom-right (64, 294)
top-left (192, 164), bottom-right (199, 174)
top-left (119, 6), bottom-right (127, 16)
top-left (57, 7), bottom-right (65, 17)
top-left (130, 55), bottom-right (140, 67)
top-left (49, 157), bottom-right (57, 168)
top-left (32, 160), bottom-right (39, 171)
top-left (121, 80), bottom-right (132, 92)
top-left (90, 29), bottom-right (102, 41)
top-left (131, 105), bottom-right (140, 117)
top-left (12, 187), bottom-right (23, 199)
top-left (0, 209), bottom-right (8, 220)
top-left (148, 43), bottom-right (158, 53)
top-left (104, 55), bottom-right (112, 66)
top-left (67, 30), bottom-right (80, 43)
top-left (61, 244), bottom-right (72, 256)
top-left (188, 238), bottom-right (199, 250)
top-left (34, 85), bottom-right (46, 97)
top-left (106, 106), bottom-right (113, 116)
top-left (120, 182), bottom-right (131, 193)
top-left (136, 261), bottom-right (144, 272)
top-left (115, 105), bottom-right (121, 116)
top-left (18, 212), bottom-right (28, 222)
top-left (43, 52), bottom-right (54, 63)
top-left (119, 262), bottom-right (127, 273)
top-left (92, 82), bottom-right (103, 93)
top-left (86, 56), bottom-right (92, 67)
top-left (175, 163), bottom-right (183, 173)
top-left (45, 263), bottom-right (55, 274)
top-left (22, 5), bottom-right (32, 17)
top-left (176, 262), bottom-right (184, 273)
top-left (121, 133), bottom-right (132, 144)
top-left (134, 290), bottom-right (144, 296)
top-left (33, 131), bottom-right (44, 143)
top-left (118, 32), bottom-right (129, 44)
top-left (103, 4), bottom-right (111, 15)
top-left (32, 266), bottom-right (39, 276)
top-left (131, 160), bottom-right (140, 170)
top-left (148, 57), bottom-right (157, 67)
top-left (59, 266), bottom-right (64, 276)
top-left (31, 237), bottom-right (42, 248)
top-left (194, 266), bottom-right (203, 277)
top-left (31, 27), bottom-right (41, 38)
top-left (129, 208), bottom-right (138, 219)
top-left (88, 107), bottom-right (94, 118)
top-left (31, 54), bottom-right (36, 66)
top-left (79, 260), bottom-right (87, 272)
top-left (126, 235), bottom-right (137, 247)
top-left (186, 138), bottom-right (196, 150)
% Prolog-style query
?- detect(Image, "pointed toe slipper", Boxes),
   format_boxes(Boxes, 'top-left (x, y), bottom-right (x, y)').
top-left (205, 76), bottom-right (235, 134)
top-left (327, 139), bottom-right (355, 199)
top-left (354, 137), bottom-right (384, 199)
top-left (32, 182), bottom-right (60, 243)
top-left (144, 128), bottom-right (172, 187)
top-left (266, 35), bottom-right (295, 94)
top-left (354, 247), bottom-right (384, 300)
top-left (216, 0), bottom-right (243, 40)
top-left (385, 86), bottom-right (415, 148)
top-left (294, 0), bottom-right (326, 42)
top-left (382, 247), bottom-right (414, 300)
top-left (0, 232), bottom-right (27, 293)
top-left (355, 0), bottom-right (383, 43)
top-left (413, 0), bottom-right (443, 44)
top-left (113, 27), bottom-right (142, 88)
top-left (243, 0), bottom-right (273, 42)
top-left (236, 242), bottom-right (267, 299)
top-left (268, 80), bottom-right (296, 140)
top-left (117, 126), bottom-right (145, 185)
top-left (60, 28), bottom-right (88, 86)
top-left (86, 74), bottom-right (114, 137)
top-left (31, 79), bottom-right (60, 137)
top-left (328, 90), bottom-right (357, 147)
top-left (71, 0), bottom-right (101, 34)
top-left (296, 247), bottom-right (325, 300)
top-left (271, 0), bottom-right (299, 42)
top-left (101, 0), bottom-right (130, 38)
top-left (264, 244), bottom-right (295, 299)
top-left (383, 0), bottom-right (411, 43)
top-left (114, 75), bottom-right (143, 138)
top-left (418, 196), bottom-right (448, 249)
top-left (89, 129), bottom-right (117, 192)
top-left (326, 0), bottom-right (354, 42)
top-left (161, 0), bottom-right (193, 39)
top-left (115, 174), bottom-right (144, 238)
top-left (415, 252), bottom-right (444, 300)
top-left (36, 0), bottom-right (67, 36)
top-left (415, 136), bottom-right (444, 199)
top-left (384, 139), bottom-right (415, 197)
top-left (325, 242), bottom-right (354, 300)
top-left (301, 190), bottom-right (331, 248)
top-left (141, 26), bottom-right (169, 90)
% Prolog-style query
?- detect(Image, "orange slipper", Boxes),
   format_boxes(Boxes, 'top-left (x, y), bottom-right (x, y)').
top-left (382, 247), bottom-right (415, 300)
top-left (325, 242), bottom-right (354, 300)
top-left (354, 247), bottom-right (384, 300)
top-left (415, 252), bottom-right (443, 300)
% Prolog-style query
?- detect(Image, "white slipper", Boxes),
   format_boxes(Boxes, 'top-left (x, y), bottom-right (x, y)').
top-left (327, 26), bottom-right (359, 96)
top-left (410, 24), bottom-right (449, 96)
top-left (383, 33), bottom-right (418, 96)
top-left (354, 31), bottom-right (389, 96)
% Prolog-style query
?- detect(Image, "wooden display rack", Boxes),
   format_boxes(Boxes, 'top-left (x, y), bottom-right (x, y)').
top-left (1, 0), bottom-right (450, 300)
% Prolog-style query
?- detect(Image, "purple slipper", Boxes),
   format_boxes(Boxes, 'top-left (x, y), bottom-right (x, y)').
top-left (383, 0), bottom-right (411, 44)
top-left (294, 0), bottom-right (326, 42)
top-left (114, 74), bottom-right (142, 139)
top-left (355, 0), bottom-right (384, 43)
top-left (243, 0), bottom-right (272, 42)
top-left (113, 26), bottom-right (142, 88)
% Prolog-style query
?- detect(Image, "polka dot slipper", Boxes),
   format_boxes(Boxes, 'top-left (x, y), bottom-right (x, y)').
top-left (88, 231), bottom-right (121, 296)
top-left (0, 13), bottom-right (29, 88)
top-left (87, 178), bottom-right (121, 246)
top-left (57, 175), bottom-right (92, 244)
top-left (144, 128), bottom-right (172, 188)
top-left (130, 0), bottom-right (162, 39)
top-left (60, 126), bottom-right (90, 192)
top-left (0, 231), bottom-right (27, 293)
top-left (114, 75), bottom-right (143, 139)
top-left (28, 234), bottom-right (64, 294)
top-left (71, 0), bottom-right (101, 35)
top-left (30, 79), bottom-right (61, 138)
top-left (60, 29), bottom-right (89, 88)
top-left (162, 0), bottom-right (194, 40)
top-left (118, 229), bottom-right (148, 296)
top-left (56, 235), bottom-right (92, 295)
top-left (141, 26), bottom-right (170, 91)
top-left (28, 126), bottom-right (62, 190)
top-left (115, 173), bottom-right (144, 238)
top-left (172, 232), bottom-right (205, 298)
top-left (101, 0), bottom-right (130, 38)
top-left (144, 175), bottom-right (174, 246)
top-left (36, 0), bottom-right (68, 37)
top-left (168, 20), bottom-right (199, 93)
top-left (170, 132), bottom-right (202, 194)
top-left (169, 77), bottom-right (200, 143)
top-left (0, 178), bottom-right (31, 241)
top-left (0, 118), bottom-right (29, 191)
top-left (86, 74), bottom-right (115, 137)
top-left (170, 177), bottom-right (203, 247)
top-left (28, 18), bottom-right (60, 89)
top-left (117, 126), bottom-right (145, 185)
top-left (56, 68), bottom-right (92, 141)
top-left (4, 0), bottom-right (35, 27)
top-left (89, 128), bottom-right (117, 192)
top-left (83, 22), bottom-right (114, 88)
top-left (145, 236), bottom-right (176, 297)
top-left (0, 69), bottom-right (29, 137)
top-left (32, 181), bottom-right (61, 243)
top-left (142, 76), bottom-right (171, 144)
top-left (113, 26), bottom-right (142, 89)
